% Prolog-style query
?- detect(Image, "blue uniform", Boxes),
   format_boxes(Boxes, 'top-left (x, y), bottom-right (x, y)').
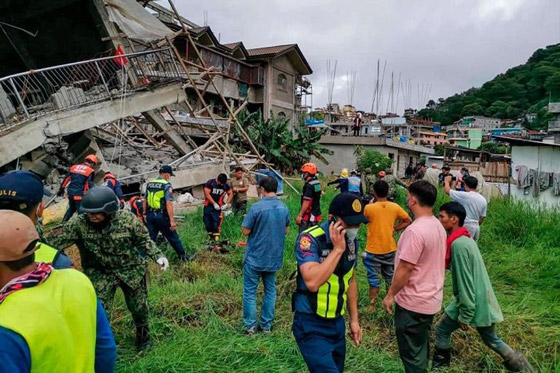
top-left (0, 299), bottom-right (116, 373)
top-left (145, 177), bottom-right (186, 258)
top-left (347, 176), bottom-right (363, 196)
top-left (292, 221), bottom-right (358, 373)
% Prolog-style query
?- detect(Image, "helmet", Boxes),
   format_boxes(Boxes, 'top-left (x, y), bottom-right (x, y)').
top-left (0, 210), bottom-right (39, 261)
top-left (340, 168), bottom-right (349, 178)
top-left (84, 154), bottom-right (99, 165)
top-left (378, 171), bottom-right (386, 177)
top-left (301, 163), bottom-right (318, 176)
top-left (80, 187), bottom-right (119, 215)
top-left (104, 172), bottom-right (116, 180)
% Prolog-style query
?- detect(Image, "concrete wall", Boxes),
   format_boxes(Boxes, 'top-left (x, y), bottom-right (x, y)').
top-left (510, 145), bottom-right (560, 208)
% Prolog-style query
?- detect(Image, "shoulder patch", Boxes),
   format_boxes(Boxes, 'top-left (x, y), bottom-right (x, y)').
top-left (298, 234), bottom-right (313, 256)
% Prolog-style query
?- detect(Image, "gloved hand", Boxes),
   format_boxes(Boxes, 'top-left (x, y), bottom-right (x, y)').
top-left (221, 203), bottom-right (229, 210)
top-left (213, 203), bottom-right (220, 210)
top-left (156, 257), bottom-right (169, 271)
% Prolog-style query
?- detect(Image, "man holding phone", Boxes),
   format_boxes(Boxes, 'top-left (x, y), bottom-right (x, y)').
top-left (292, 193), bottom-right (368, 373)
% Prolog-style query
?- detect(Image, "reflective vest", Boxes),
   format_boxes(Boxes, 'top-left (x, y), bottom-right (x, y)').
top-left (0, 269), bottom-right (97, 373)
top-left (347, 176), bottom-right (361, 193)
top-left (296, 225), bottom-right (356, 319)
top-left (146, 178), bottom-right (169, 212)
top-left (35, 242), bottom-right (59, 264)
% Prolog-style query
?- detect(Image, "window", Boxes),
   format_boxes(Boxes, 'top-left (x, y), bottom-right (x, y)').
top-left (277, 111), bottom-right (286, 118)
top-left (277, 73), bottom-right (288, 91)
top-left (388, 153), bottom-right (394, 160)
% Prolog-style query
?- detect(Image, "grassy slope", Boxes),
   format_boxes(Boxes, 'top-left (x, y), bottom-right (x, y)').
top-left (113, 184), bottom-right (559, 372)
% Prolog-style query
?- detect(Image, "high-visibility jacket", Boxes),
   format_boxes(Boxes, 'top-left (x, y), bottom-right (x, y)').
top-left (146, 178), bottom-right (169, 212)
top-left (0, 269), bottom-right (97, 373)
top-left (35, 242), bottom-right (60, 264)
top-left (295, 225), bottom-right (355, 319)
top-left (61, 164), bottom-right (95, 200)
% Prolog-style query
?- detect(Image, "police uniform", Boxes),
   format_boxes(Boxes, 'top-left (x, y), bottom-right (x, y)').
top-left (299, 176), bottom-right (322, 232)
top-left (292, 193), bottom-right (368, 373)
top-left (203, 178), bottom-right (231, 241)
top-left (61, 163), bottom-right (95, 221)
top-left (293, 221), bottom-right (358, 373)
top-left (0, 170), bottom-right (72, 269)
top-left (145, 176), bottom-right (187, 259)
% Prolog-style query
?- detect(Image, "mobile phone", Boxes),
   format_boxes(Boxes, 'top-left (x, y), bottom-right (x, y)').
top-left (329, 216), bottom-right (339, 224)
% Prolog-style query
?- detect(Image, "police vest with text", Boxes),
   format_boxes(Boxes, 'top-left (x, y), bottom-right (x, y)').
top-left (35, 242), bottom-right (60, 264)
top-left (295, 225), bottom-right (356, 319)
top-left (146, 179), bottom-right (169, 213)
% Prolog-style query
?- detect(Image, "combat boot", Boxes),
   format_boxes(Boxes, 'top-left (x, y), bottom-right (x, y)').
top-left (432, 347), bottom-right (451, 369)
top-left (503, 351), bottom-right (533, 372)
top-left (136, 325), bottom-right (152, 352)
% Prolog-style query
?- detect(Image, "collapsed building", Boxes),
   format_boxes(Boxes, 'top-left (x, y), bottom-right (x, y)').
top-left (0, 0), bottom-right (312, 198)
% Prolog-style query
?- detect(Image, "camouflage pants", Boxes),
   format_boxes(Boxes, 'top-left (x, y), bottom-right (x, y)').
top-left (92, 273), bottom-right (149, 328)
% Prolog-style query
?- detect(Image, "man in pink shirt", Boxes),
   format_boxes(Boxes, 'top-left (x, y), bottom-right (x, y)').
top-left (382, 180), bottom-right (447, 373)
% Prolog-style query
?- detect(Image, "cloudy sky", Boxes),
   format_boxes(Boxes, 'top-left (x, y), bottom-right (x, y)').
top-left (172, 0), bottom-right (560, 114)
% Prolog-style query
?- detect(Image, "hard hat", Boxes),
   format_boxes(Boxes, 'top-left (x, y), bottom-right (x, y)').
top-left (80, 187), bottom-right (119, 215)
top-left (85, 154), bottom-right (99, 165)
top-left (301, 163), bottom-right (318, 176)
top-left (378, 171), bottom-right (386, 177)
top-left (0, 210), bottom-right (39, 261)
top-left (340, 168), bottom-right (349, 178)
top-left (104, 172), bottom-right (116, 180)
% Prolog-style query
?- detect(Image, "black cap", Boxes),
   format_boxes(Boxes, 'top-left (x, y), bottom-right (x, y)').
top-left (0, 170), bottom-right (52, 203)
top-left (328, 193), bottom-right (368, 226)
top-left (159, 165), bottom-right (175, 176)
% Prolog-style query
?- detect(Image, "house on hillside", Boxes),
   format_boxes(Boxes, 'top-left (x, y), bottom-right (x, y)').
top-left (494, 136), bottom-right (560, 208)
top-left (446, 127), bottom-right (483, 149)
top-left (454, 116), bottom-right (502, 132)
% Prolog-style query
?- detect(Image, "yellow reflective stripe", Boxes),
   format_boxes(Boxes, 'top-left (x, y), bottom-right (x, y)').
top-left (316, 279), bottom-right (330, 318)
top-left (35, 243), bottom-right (58, 263)
top-left (340, 269), bottom-right (355, 317)
top-left (304, 226), bottom-right (324, 238)
top-left (326, 274), bottom-right (340, 318)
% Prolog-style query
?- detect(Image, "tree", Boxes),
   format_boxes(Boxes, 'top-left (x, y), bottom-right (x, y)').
top-left (478, 142), bottom-right (509, 154)
top-left (233, 110), bottom-right (332, 174)
top-left (434, 144), bottom-right (445, 156)
top-left (354, 147), bottom-right (392, 174)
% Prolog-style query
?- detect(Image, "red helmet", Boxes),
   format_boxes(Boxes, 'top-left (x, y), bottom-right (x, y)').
top-left (301, 163), bottom-right (318, 176)
top-left (378, 171), bottom-right (386, 177)
top-left (84, 154), bottom-right (99, 165)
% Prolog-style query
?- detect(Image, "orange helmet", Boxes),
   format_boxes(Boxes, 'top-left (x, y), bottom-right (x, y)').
top-left (301, 163), bottom-right (318, 176)
top-left (378, 171), bottom-right (386, 177)
top-left (85, 154), bottom-right (99, 165)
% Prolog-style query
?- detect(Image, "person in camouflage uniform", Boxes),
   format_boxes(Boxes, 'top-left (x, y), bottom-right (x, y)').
top-left (364, 168), bottom-right (377, 197)
top-left (382, 169), bottom-right (408, 201)
top-left (51, 187), bottom-right (169, 351)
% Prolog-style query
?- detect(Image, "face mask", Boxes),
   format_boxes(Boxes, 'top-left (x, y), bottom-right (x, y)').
top-left (345, 228), bottom-right (359, 242)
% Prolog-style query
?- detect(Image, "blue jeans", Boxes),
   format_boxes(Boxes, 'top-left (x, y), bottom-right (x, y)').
top-left (242, 263), bottom-right (276, 330)
top-left (292, 312), bottom-right (346, 373)
top-left (146, 212), bottom-right (186, 258)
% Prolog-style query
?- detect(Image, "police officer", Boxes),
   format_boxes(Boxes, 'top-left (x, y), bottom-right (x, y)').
top-left (0, 170), bottom-right (72, 268)
top-left (59, 153), bottom-right (98, 221)
top-left (144, 165), bottom-right (194, 261)
top-left (347, 169), bottom-right (363, 197)
top-left (292, 193), bottom-right (367, 372)
top-left (50, 187), bottom-right (169, 351)
top-left (203, 173), bottom-right (233, 244)
top-left (0, 210), bottom-right (116, 372)
top-left (296, 163), bottom-right (322, 232)
top-left (103, 172), bottom-right (125, 208)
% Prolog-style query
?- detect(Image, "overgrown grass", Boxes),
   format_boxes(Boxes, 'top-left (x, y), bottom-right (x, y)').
top-left (112, 182), bottom-right (559, 372)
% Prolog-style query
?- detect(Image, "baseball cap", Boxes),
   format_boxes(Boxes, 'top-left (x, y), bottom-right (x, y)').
top-left (159, 165), bottom-right (175, 176)
top-left (0, 210), bottom-right (39, 261)
top-left (0, 170), bottom-right (52, 203)
top-left (328, 193), bottom-right (368, 226)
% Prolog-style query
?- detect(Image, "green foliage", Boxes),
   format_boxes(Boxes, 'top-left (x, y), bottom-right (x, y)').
top-left (309, 111), bottom-right (325, 120)
top-left (418, 43), bottom-right (560, 129)
top-left (354, 147), bottom-right (392, 174)
top-left (478, 141), bottom-right (509, 154)
top-left (233, 110), bottom-right (332, 173)
top-left (434, 144), bottom-right (445, 156)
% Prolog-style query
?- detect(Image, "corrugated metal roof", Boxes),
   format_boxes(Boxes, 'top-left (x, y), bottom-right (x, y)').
top-left (246, 44), bottom-right (296, 57)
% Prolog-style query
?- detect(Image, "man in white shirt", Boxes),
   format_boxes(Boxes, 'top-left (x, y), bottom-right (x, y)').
top-left (444, 175), bottom-right (487, 241)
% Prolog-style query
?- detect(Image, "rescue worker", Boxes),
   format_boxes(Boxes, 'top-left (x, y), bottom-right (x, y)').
top-left (103, 172), bottom-right (125, 208)
top-left (143, 165), bottom-right (194, 261)
top-left (296, 163), bottom-right (322, 232)
top-left (0, 170), bottom-right (72, 269)
top-left (327, 168), bottom-right (349, 193)
top-left (383, 169), bottom-right (408, 201)
top-left (347, 169), bottom-right (363, 196)
top-left (50, 187), bottom-right (169, 351)
top-left (0, 210), bottom-right (117, 372)
top-left (59, 153), bottom-right (97, 221)
top-left (292, 193), bottom-right (367, 372)
top-left (203, 173), bottom-right (233, 243)
top-left (129, 195), bottom-right (146, 224)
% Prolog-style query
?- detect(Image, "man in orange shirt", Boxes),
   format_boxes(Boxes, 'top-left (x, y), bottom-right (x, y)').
top-left (363, 180), bottom-right (411, 310)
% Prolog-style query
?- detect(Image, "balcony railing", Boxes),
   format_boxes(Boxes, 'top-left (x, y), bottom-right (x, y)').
top-left (0, 48), bottom-right (183, 132)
